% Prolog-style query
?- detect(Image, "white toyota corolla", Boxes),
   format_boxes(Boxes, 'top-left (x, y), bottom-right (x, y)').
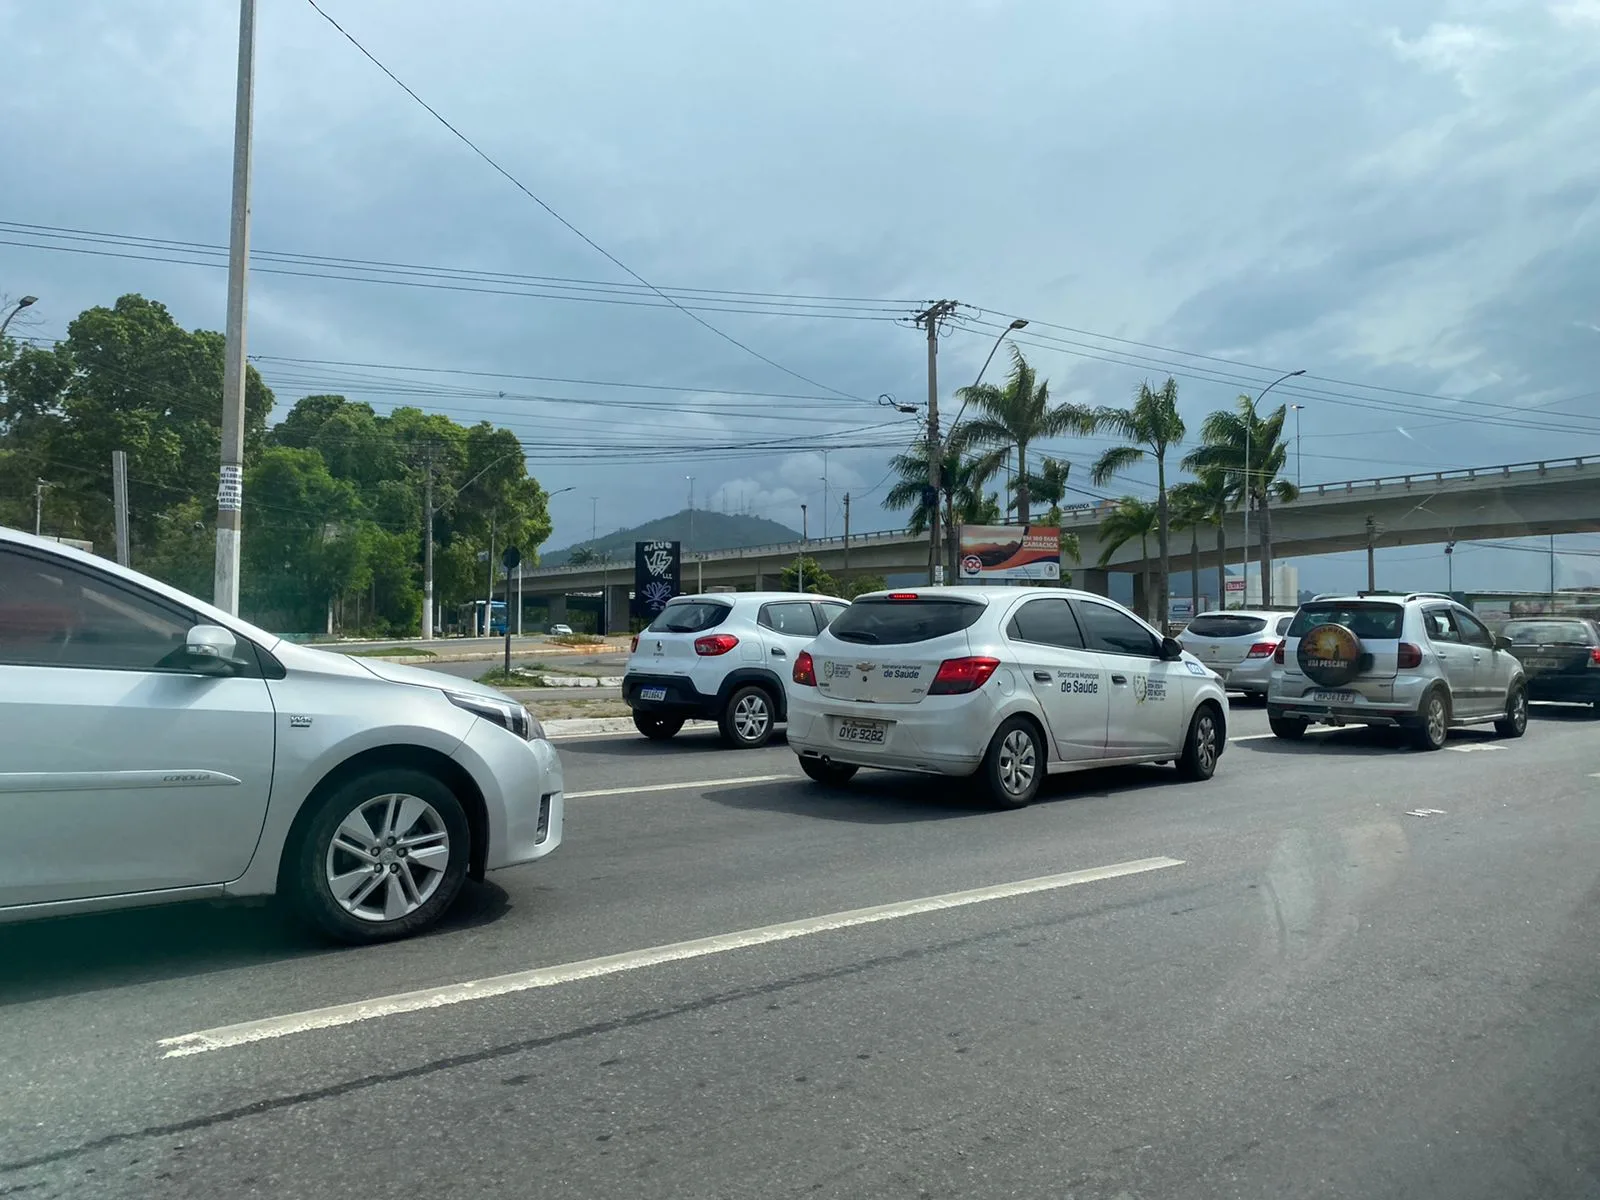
top-left (788, 586), bottom-right (1227, 807)
top-left (0, 526), bottom-right (563, 943)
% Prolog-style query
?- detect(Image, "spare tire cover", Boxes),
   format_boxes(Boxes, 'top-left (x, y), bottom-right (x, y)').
top-left (1297, 622), bottom-right (1364, 687)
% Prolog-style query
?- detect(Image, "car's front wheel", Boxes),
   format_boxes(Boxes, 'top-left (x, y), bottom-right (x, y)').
top-left (633, 711), bottom-right (684, 740)
top-left (1494, 684), bottom-right (1528, 738)
top-left (287, 767), bottom-right (471, 943)
top-left (979, 717), bottom-right (1044, 809)
top-left (798, 756), bottom-right (858, 787)
top-left (720, 684), bottom-right (776, 749)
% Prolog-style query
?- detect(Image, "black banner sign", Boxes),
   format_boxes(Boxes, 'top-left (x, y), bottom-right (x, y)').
top-left (632, 540), bottom-right (682, 620)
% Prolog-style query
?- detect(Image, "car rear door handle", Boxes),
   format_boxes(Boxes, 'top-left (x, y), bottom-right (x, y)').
top-left (1033, 670), bottom-right (1052, 682)
top-left (1111, 674), bottom-right (1128, 685)
top-left (771, 647), bottom-right (787, 657)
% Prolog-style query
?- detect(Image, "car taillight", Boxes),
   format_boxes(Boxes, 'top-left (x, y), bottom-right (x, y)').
top-left (694, 633), bottom-right (739, 656)
top-left (1246, 642), bottom-right (1278, 659)
top-left (1398, 642), bottom-right (1423, 669)
top-left (1273, 641), bottom-right (1285, 665)
top-left (1589, 647), bottom-right (1600, 666)
top-left (793, 650), bottom-right (817, 686)
top-left (630, 635), bottom-right (639, 653)
top-left (928, 656), bottom-right (1000, 695)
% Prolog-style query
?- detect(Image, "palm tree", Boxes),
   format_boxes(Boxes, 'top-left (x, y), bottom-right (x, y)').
top-left (1096, 497), bottom-right (1160, 622)
top-left (1171, 470), bottom-right (1231, 612)
top-left (1088, 378), bottom-right (1185, 623)
top-left (950, 347), bottom-right (1092, 524)
top-left (886, 443), bottom-right (1001, 575)
top-left (1012, 455), bottom-right (1072, 525)
top-left (1167, 481), bottom-right (1206, 620)
top-left (1183, 396), bottom-right (1299, 606)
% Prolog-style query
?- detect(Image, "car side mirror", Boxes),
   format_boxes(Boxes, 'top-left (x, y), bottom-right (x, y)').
top-left (1159, 636), bottom-right (1185, 661)
top-left (1494, 634), bottom-right (1513, 651)
top-left (183, 624), bottom-right (244, 674)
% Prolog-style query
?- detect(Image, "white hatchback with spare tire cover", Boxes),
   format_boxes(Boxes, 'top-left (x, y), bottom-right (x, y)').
top-left (785, 586), bottom-right (1229, 808)
top-left (1267, 591), bottom-right (1528, 750)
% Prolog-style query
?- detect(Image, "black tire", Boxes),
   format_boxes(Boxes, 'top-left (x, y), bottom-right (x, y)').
top-left (1269, 715), bottom-right (1308, 740)
top-left (633, 711), bottom-right (684, 740)
top-left (798, 756), bottom-right (858, 787)
top-left (1411, 688), bottom-right (1450, 751)
top-left (978, 716), bottom-right (1045, 809)
top-left (719, 684), bottom-right (776, 748)
top-left (287, 767), bottom-right (471, 944)
top-left (1494, 684), bottom-right (1528, 738)
top-left (1177, 704), bottom-right (1223, 781)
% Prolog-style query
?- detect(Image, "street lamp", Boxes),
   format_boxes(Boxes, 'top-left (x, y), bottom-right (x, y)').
top-left (1240, 368), bottom-right (1305, 606)
top-left (0, 295), bottom-right (37, 340)
top-left (948, 318), bottom-right (1029, 447)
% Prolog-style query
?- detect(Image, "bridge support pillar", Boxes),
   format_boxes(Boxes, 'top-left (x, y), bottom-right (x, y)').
top-left (1078, 568), bottom-right (1110, 597)
top-left (1131, 572), bottom-right (1149, 622)
top-left (603, 584), bottom-right (629, 634)
top-left (548, 595), bottom-right (568, 626)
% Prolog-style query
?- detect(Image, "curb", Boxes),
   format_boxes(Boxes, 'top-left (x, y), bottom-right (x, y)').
top-left (544, 717), bottom-right (716, 740)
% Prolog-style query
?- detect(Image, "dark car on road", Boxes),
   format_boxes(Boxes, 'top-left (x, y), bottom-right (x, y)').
top-left (1500, 616), bottom-right (1600, 708)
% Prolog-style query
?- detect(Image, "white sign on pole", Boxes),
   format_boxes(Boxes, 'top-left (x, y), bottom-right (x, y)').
top-left (217, 464), bottom-right (243, 512)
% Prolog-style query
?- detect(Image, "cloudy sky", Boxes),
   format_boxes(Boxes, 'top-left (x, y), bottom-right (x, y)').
top-left (3, 0), bottom-right (1599, 592)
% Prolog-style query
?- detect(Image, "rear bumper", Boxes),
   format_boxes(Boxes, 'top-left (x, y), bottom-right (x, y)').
top-left (1526, 675), bottom-right (1600, 703)
top-left (1268, 673), bottom-right (1429, 726)
top-left (622, 671), bottom-right (718, 719)
top-left (1223, 658), bottom-right (1275, 694)
top-left (787, 690), bottom-right (990, 776)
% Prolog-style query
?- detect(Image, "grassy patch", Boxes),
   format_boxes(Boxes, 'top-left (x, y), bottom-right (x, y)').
top-left (529, 698), bottom-right (631, 720)
top-left (346, 646), bottom-right (437, 659)
top-left (550, 633), bottom-right (605, 646)
top-left (477, 668), bottom-right (548, 687)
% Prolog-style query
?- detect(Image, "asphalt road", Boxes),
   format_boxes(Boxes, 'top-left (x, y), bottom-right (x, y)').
top-left (3, 702), bottom-right (1598, 1198)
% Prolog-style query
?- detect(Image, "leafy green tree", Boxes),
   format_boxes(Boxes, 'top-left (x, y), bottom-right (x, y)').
top-left (1088, 379), bottom-right (1185, 622)
top-left (842, 573), bottom-right (887, 599)
top-left (1097, 497), bottom-right (1160, 622)
top-left (950, 348), bottom-right (1092, 522)
top-left (1182, 397), bottom-right (1299, 606)
top-left (780, 556), bottom-right (838, 596)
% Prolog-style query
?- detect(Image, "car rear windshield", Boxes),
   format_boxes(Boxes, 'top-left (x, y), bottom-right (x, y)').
top-left (829, 597), bottom-right (985, 645)
top-left (646, 601), bottom-right (731, 633)
top-left (1288, 602), bottom-right (1403, 640)
top-left (1186, 615), bottom-right (1266, 638)
top-left (1502, 619), bottom-right (1595, 645)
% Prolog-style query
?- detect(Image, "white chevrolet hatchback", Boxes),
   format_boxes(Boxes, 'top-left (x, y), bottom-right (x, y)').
top-left (788, 586), bottom-right (1227, 808)
top-left (0, 527), bottom-right (564, 942)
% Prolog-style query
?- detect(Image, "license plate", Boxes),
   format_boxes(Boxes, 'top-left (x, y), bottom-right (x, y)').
top-left (1311, 690), bottom-right (1355, 704)
top-left (836, 719), bottom-right (887, 745)
top-left (639, 686), bottom-right (668, 702)
top-left (1523, 657), bottom-right (1556, 670)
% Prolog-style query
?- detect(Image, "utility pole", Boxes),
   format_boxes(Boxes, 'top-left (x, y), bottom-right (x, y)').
top-left (1365, 516), bottom-right (1378, 591)
top-left (33, 478), bottom-right (52, 537)
top-left (914, 299), bottom-right (958, 585)
top-left (799, 503), bottom-right (808, 592)
top-left (112, 451), bottom-right (130, 566)
top-left (842, 492), bottom-right (851, 574)
top-left (485, 512), bottom-right (497, 637)
top-left (821, 449), bottom-right (829, 540)
top-left (213, 0), bottom-right (257, 615)
top-left (1550, 534), bottom-right (1557, 600)
top-left (421, 446), bottom-right (435, 640)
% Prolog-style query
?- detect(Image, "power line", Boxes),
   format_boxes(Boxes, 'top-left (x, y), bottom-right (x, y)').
top-left (301, 0), bottom-right (873, 402)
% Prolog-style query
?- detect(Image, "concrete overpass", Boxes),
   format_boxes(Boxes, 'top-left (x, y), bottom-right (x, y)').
top-left (511, 455), bottom-right (1600, 629)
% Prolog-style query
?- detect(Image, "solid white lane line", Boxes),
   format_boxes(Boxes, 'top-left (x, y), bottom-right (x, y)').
top-left (568, 774), bottom-right (789, 799)
top-left (1230, 727), bottom-right (1337, 743)
top-left (158, 856), bottom-right (1184, 1058)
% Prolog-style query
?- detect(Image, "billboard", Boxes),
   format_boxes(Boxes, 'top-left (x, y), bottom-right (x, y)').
top-left (632, 540), bottom-right (681, 620)
top-left (957, 525), bottom-right (1061, 582)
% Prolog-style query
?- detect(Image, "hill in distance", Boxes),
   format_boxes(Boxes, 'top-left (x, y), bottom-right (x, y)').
top-left (541, 509), bottom-right (802, 566)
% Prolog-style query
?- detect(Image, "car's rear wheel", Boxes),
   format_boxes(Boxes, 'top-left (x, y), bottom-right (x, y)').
top-left (720, 684), bottom-right (776, 748)
top-left (633, 711), bottom-right (684, 740)
top-left (979, 717), bottom-right (1044, 809)
top-left (798, 756), bottom-right (858, 787)
top-left (1269, 715), bottom-right (1308, 740)
top-left (1411, 688), bottom-right (1450, 751)
top-left (1494, 684), bottom-right (1528, 738)
top-left (288, 767), bottom-right (471, 943)
top-left (1177, 704), bottom-right (1222, 781)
